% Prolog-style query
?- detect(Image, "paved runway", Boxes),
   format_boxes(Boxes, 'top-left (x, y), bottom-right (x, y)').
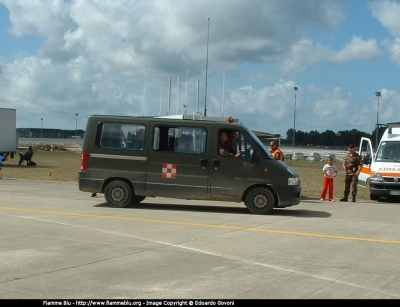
top-left (1, 179), bottom-right (399, 299)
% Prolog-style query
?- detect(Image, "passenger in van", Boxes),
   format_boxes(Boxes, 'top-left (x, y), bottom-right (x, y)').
top-left (218, 131), bottom-right (241, 157)
top-left (127, 132), bottom-right (133, 148)
top-left (179, 135), bottom-right (194, 152)
top-left (132, 129), bottom-right (145, 149)
top-left (228, 131), bottom-right (238, 155)
top-left (102, 125), bottom-right (125, 148)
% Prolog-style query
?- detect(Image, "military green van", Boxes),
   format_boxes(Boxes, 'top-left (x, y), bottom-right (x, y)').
top-left (78, 114), bottom-right (301, 215)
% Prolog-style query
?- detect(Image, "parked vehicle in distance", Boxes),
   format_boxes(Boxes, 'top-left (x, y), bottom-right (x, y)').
top-left (306, 152), bottom-right (322, 162)
top-left (79, 114), bottom-right (301, 215)
top-left (323, 153), bottom-right (336, 161)
top-left (292, 152), bottom-right (305, 160)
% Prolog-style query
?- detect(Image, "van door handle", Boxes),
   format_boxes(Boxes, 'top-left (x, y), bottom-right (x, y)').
top-left (200, 159), bottom-right (208, 168)
top-left (213, 159), bottom-right (220, 168)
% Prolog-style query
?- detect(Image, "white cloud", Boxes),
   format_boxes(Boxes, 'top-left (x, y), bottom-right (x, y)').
top-left (280, 40), bottom-right (331, 74)
top-left (333, 36), bottom-right (381, 62)
top-left (0, 0), bottom-right (399, 137)
top-left (370, 0), bottom-right (400, 37)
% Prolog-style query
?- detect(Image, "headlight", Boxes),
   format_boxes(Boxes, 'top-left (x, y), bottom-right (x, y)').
top-left (370, 173), bottom-right (383, 181)
top-left (288, 177), bottom-right (300, 186)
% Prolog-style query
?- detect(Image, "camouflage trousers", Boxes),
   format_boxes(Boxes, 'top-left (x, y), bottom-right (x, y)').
top-left (343, 173), bottom-right (358, 198)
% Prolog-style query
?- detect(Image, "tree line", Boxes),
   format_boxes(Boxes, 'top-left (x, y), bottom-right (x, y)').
top-left (282, 126), bottom-right (386, 148)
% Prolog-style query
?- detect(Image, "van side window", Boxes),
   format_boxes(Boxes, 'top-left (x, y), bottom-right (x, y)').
top-left (99, 123), bottom-right (145, 150)
top-left (219, 129), bottom-right (253, 162)
top-left (153, 125), bottom-right (206, 154)
top-left (218, 130), bottom-right (240, 157)
top-left (217, 129), bottom-right (253, 160)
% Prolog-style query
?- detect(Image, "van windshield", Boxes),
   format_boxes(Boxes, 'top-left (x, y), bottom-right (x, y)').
top-left (376, 141), bottom-right (400, 162)
top-left (245, 128), bottom-right (270, 158)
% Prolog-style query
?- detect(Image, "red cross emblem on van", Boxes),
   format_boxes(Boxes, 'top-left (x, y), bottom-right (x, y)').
top-left (162, 163), bottom-right (177, 179)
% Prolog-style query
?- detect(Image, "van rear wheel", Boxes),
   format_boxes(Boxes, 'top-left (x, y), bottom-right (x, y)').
top-left (245, 187), bottom-right (275, 215)
top-left (104, 180), bottom-right (132, 208)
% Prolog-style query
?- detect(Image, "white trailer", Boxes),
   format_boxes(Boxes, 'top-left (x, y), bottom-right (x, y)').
top-left (0, 108), bottom-right (18, 160)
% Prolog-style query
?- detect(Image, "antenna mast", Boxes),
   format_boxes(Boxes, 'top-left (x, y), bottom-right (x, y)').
top-left (204, 18), bottom-right (210, 116)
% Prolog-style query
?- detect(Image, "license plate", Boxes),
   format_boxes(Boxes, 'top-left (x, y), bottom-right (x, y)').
top-left (389, 191), bottom-right (400, 196)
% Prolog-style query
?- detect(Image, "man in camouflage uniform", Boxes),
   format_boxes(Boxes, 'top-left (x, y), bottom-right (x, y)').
top-left (340, 144), bottom-right (363, 202)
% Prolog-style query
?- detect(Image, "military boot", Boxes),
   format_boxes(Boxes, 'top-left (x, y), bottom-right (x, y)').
top-left (340, 197), bottom-right (348, 202)
top-left (352, 194), bottom-right (356, 202)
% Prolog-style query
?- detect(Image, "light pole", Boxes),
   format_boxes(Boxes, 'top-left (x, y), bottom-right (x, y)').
top-left (142, 71), bottom-right (146, 116)
top-left (204, 17), bottom-right (210, 116)
top-left (293, 86), bottom-right (298, 147)
top-left (375, 91), bottom-right (381, 149)
top-left (75, 113), bottom-right (78, 137)
top-left (40, 118), bottom-right (43, 138)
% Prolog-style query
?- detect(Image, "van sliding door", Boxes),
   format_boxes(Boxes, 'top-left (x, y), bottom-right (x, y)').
top-left (146, 123), bottom-right (211, 198)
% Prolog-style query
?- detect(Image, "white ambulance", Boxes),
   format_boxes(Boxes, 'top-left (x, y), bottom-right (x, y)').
top-left (358, 122), bottom-right (400, 200)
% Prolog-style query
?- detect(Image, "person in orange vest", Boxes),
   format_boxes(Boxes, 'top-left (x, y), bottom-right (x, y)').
top-left (270, 140), bottom-right (284, 161)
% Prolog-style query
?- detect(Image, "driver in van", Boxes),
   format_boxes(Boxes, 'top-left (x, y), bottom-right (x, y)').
top-left (218, 131), bottom-right (241, 157)
top-left (228, 131), bottom-right (239, 155)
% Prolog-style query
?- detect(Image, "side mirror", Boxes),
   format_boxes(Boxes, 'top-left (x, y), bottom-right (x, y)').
top-left (250, 149), bottom-right (259, 164)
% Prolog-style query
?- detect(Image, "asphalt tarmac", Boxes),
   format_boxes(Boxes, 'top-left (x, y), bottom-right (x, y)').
top-left (0, 179), bottom-right (400, 299)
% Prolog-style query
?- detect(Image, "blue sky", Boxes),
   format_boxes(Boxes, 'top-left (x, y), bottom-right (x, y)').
top-left (1, 0), bottom-right (400, 140)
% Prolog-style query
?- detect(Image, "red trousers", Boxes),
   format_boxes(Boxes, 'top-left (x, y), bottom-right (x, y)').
top-left (320, 176), bottom-right (334, 200)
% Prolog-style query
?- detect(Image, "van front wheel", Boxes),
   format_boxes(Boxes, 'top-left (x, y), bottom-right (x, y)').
top-left (105, 180), bottom-right (132, 208)
top-left (245, 187), bottom-right (275, 215)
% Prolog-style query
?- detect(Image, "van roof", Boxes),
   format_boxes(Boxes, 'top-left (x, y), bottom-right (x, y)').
top-left (156, 114), bottom-right (239, 123)
top-left (88, 114), bottom-right (280, 139)
top-left (90, 114), bottom-right (238, 123)
top-left (387, 122), bottom-right (400, 127)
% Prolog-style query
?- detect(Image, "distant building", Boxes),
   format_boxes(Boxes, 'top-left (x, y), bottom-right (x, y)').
top-left (17, 128), bottom-right (85, 139)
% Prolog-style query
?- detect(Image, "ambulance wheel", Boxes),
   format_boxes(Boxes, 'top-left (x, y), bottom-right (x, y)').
top-left (245, 187), bottom-right (275, 215)
top-left (105, 180), bottom-right (132, 208)
top-left (130, 195), bottom-right (146, 204)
